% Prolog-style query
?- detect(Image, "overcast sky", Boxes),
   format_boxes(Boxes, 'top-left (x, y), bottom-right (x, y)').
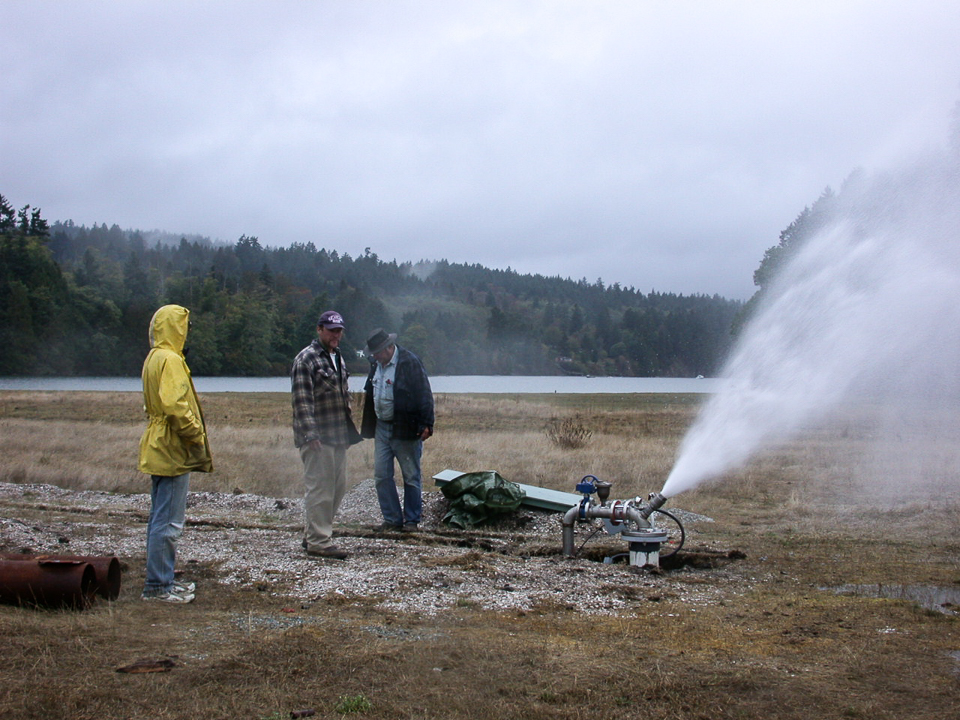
top-left (3, 1), bottom-right (958, 299)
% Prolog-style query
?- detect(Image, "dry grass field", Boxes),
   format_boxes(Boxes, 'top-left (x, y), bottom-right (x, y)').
top-left (1, 389), bottom-right (960, 719)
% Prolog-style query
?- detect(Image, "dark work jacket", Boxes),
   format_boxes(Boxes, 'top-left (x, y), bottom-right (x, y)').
top-left (361, 345), bottom-right (434, 441)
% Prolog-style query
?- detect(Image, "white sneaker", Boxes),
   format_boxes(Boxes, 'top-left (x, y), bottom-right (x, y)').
top-left (141, 588), bottom-right (195, 604)
top-left (173, 581), bottom-right (196, 594)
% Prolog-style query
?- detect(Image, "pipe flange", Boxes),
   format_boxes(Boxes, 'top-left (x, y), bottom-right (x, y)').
top-left (602, 500), bottom-right (629, 534)
top-left (621, 529), bottom-right (669, 544)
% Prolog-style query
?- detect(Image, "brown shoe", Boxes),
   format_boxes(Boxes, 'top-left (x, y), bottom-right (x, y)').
top-left (306, 545), bottom-right (349, 560)
top-left (402, 523), bottom-right (419, 532)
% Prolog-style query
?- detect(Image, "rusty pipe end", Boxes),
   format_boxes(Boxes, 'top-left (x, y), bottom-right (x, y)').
top-left (0, 559), bottom-right (97, 609)
top-left (2, 554), bottom-right (122, 600)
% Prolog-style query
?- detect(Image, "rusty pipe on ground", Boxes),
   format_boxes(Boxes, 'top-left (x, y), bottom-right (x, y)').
top-left (0, 558), bottom-right (97, 609)
top-left (1, 554), bottom-right (121, 600)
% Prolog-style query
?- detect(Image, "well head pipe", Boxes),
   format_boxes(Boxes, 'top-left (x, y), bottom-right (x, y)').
top-left (637, 492), bottom-right (667, 520)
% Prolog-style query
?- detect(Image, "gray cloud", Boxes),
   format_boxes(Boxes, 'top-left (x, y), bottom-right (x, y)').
top-left (3, 1), bottom-right (958, 298)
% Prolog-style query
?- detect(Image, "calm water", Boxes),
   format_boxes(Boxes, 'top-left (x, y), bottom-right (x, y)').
top-left (0, 375), bottom-right (718, 394)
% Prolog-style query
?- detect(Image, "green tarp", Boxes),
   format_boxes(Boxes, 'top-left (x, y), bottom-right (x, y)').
top-left (439, 471), bottom-right (526, 528)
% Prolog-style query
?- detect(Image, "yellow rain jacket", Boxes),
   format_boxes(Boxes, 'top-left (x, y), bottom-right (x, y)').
top-left (138, 305), bottom-right (213, 476)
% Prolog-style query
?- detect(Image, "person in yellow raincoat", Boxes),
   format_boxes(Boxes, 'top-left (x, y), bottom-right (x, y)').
top-left (138, 304), bottom-right (212, 603)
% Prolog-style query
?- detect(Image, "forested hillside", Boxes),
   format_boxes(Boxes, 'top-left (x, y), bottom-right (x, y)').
top-left (0, 194), bottom-right (741, 377)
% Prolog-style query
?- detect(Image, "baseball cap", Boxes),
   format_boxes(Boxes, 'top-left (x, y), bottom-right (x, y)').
top-left (318, 311), bottom-right (345, 329)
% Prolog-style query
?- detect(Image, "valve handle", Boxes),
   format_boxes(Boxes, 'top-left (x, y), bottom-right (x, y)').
top-left (575, 474), bottom-right (599, 495)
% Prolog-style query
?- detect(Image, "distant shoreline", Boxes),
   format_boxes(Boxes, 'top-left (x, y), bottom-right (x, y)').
top-left (0, 375), bottom-right (719, 394)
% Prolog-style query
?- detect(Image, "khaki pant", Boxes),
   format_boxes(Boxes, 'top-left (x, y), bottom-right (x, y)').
top-left (300, 443), bottom-right (347, 551)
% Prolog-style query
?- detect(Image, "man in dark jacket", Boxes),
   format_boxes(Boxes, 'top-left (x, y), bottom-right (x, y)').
top-left (361, 328), bottom-right (434, 531)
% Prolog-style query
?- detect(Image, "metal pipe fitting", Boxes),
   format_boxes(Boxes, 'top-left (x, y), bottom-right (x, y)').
top-left (562, 503), bottom-right (650, 557)
top-left (595, 480), bottom-right (612, 505)
top-left (561, 504), bottom-right (581, 556)
top-left (636, 491), bottom-right (668, 520)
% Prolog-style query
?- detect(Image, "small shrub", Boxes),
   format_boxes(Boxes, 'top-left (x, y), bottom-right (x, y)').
top-left (545, 416), bottom-right (592, 449)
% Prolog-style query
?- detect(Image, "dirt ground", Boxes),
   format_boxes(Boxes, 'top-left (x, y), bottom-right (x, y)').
top-left (3, 481), bottom-right (960, 720)
top-left (1, 392), bottom-right (960, 719)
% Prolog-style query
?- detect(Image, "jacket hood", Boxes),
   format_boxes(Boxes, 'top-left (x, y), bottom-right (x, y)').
top-left (148, 304), bottom-right (189, 353)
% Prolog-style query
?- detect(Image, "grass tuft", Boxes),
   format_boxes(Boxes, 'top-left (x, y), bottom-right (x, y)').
top-left (335, 694), bottom-right (372, 714)
top-left (544, 415), bottom-right (593, 449)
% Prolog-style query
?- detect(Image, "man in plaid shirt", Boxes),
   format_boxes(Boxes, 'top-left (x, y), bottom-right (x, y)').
top-left (291, 310), bottom-right (361, 559)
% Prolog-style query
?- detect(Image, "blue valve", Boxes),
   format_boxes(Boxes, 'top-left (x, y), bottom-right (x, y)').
top-left (575, 474), bottom-right (599, 495)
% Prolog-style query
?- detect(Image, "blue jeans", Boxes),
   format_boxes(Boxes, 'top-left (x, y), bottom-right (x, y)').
top-left (144, 473), bottom-right (190, 594)
top-left (374, 421), bottom-right (423, 526)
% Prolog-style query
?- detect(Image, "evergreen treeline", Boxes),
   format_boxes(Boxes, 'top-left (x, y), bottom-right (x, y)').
top-left (1, 193), bottom-right (741, 377)
top-left (731, 187), bottom-right (839, 335)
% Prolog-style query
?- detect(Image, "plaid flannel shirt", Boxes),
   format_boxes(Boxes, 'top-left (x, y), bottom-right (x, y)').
top-left (291, 339), bottom-right (354, 447)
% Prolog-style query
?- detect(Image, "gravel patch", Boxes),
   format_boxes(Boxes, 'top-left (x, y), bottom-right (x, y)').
top-left (0, 480), bottom-right (744, 616)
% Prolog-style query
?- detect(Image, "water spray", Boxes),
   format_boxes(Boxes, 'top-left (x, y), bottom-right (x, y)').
top-left (662, 142), bottom-right (960, 499)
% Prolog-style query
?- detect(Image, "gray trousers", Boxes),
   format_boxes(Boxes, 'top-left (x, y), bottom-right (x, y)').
top-left (300, 442), bottom-right (347, 551)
